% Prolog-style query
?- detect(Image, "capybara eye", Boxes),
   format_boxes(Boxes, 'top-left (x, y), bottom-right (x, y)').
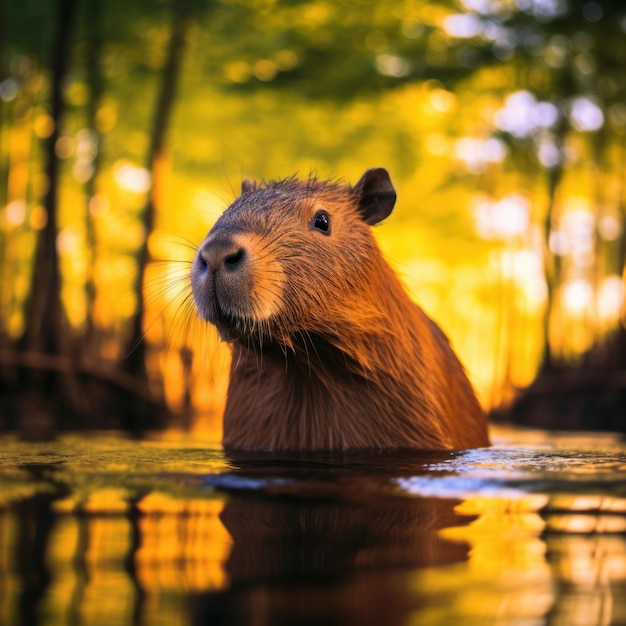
top-left (312, 210), bottom-right (330, 234)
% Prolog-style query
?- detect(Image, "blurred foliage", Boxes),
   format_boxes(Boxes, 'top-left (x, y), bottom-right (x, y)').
top-left (1, 0), bottom-right (625, 430)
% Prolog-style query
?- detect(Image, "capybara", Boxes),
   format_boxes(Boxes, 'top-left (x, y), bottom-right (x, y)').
top-left (191, 168), bottom-right (489, 451)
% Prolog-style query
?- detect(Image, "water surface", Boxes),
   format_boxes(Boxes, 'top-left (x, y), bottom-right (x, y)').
top-left (0, 425), bottom-right (625, 626)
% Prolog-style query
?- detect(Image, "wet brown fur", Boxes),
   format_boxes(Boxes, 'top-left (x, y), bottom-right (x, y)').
top-left (191, 170), bottom-right (490, 452)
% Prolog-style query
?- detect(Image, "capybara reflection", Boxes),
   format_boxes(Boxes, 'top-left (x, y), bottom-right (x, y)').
top-left (191, 168), bottom-right (490, 451)
top-left (192, 493), bottom-right (473, 626)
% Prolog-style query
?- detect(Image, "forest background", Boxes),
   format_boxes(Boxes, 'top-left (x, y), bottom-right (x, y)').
top-left (1, 0), bottom-right (625, 435)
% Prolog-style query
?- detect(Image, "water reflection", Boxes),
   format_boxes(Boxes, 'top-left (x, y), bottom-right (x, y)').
top-left (0, 429), bottom-right (625, 625)
top-left (0, 490), bottom-right (471, 626)
top-left (136, 496), bottom-right (231, 592)
top-left (192, 495), bottom-right (469, 626)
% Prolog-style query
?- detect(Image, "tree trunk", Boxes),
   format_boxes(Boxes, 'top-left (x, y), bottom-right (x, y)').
top-left (83, 0), bottom-right (104, 341)
top-left (123, 0), bottom-right (192, 380)
top-left (540, 160), bottom-right (561, 371)
top-left (23, 0), bottom-right (76, 357)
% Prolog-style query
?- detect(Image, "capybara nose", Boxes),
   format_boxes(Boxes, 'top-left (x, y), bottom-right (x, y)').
top-left (197, 239), bottom-right (247, 274)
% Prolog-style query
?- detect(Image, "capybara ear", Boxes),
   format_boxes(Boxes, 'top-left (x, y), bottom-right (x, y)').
top-left (241, 179), bottom-right (257, 194)
top-left (352, 168), bottom-right (397, 225)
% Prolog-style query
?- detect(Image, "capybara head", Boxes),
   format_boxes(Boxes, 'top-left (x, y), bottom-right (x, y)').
top-left (191, 168), bottom-right (396, 348)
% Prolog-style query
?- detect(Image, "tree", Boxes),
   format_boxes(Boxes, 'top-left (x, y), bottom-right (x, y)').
top-left (20, 0), bottom-right (76, 399)
top-left (123, 0), bottom-right (194, 384)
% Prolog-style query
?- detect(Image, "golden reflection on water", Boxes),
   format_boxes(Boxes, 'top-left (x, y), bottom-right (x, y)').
top-left (136, 496), bottom-right (231, 592)
top-left (0, 431), bottom-right (625, 625)
top-left (1, 493), bottom-right (626, 626)
top-left (47, 516), bottom-right (136, 626)
top-left (0, 500), bottom-right (233, 626)
top-left (427, 496), bottom-right (553, 625)
top-left (547, 535), bottom-right (626, 626)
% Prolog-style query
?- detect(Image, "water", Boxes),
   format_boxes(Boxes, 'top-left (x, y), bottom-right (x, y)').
top-left (0, 425), bottom-right (625, 626)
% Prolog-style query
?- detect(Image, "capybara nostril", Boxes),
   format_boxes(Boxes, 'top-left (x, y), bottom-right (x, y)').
top-left (197, 239), bottom-right (246, 274)
top-left (196, 251), bottom-right (209, 272)
top-left (222, 248), bottom-right (246, 271)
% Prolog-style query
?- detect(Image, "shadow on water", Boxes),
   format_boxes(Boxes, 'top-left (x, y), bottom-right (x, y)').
top-left (1, 427), bottom-right (626, 625)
